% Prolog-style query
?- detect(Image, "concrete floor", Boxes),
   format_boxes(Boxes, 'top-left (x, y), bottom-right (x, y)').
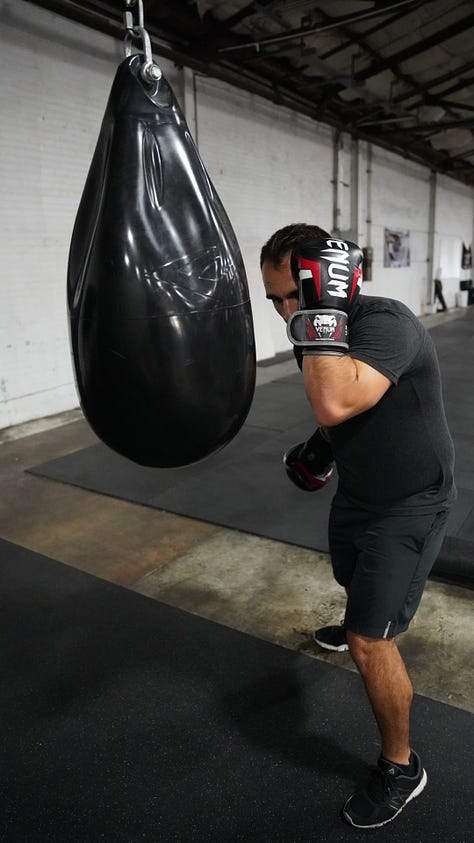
top-left (0, 308), bottom-right (472, 720)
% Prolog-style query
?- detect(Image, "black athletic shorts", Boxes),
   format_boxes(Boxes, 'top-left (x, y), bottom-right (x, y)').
top-left (328, 499), bottom-right (449, 639)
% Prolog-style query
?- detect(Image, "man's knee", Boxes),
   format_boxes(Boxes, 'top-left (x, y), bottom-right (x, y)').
top-left (346, 629), bottom-right (395, 671)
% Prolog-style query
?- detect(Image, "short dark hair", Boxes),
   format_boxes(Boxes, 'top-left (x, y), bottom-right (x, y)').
top-left (260, 223), bottom-right (331, 268)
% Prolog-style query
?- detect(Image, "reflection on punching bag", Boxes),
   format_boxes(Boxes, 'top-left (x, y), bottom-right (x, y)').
top-left (68, 56), bottom-right (256, 467)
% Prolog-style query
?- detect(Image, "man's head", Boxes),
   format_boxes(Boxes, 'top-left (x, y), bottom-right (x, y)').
top-left (260, 223), bottom-right (331, 322)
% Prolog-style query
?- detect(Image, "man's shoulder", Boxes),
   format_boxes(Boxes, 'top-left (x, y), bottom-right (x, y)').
top-left (356, 294), bottom-right (414, 316)
top-left (354, 295), bottom-right (424, 330)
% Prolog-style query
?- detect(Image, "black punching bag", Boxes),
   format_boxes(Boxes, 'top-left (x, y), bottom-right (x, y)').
top-left (68, 55), bottom-right (256, 467)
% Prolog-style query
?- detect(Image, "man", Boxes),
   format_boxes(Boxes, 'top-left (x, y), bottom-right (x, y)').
top-left (260, 223), bottom-right (456, 829)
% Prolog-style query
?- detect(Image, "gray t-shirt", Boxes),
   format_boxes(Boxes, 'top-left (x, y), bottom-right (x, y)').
top-left (297, 295), bottom-right (456, 514)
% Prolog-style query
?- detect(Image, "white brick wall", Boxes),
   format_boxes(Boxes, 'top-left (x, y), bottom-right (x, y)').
top-left (434, 175), bottom-right (474, 309)
top-left (0, 0), bottom-right (179, 429)
top-left (358, 144), bottom-right (432, 315)
top-left (194, 75), bottom-right (334, 360)
top-left (1, 0), bottom-right (473, 429)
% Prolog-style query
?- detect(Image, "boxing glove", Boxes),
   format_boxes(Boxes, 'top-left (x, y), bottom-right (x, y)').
top-left (283, 427), bottom-right (334, 492)
top-left (287, 237), bottom-right (363, 356)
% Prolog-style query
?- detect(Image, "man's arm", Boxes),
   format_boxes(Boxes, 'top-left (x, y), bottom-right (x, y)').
top-left (288, 236), bottom-right (392, 426)
top-left (302, 354), bottom-right (392, 427)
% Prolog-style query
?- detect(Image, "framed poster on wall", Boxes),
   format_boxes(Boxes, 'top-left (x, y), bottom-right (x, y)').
top-left (384, 229), bottom-right (410, 267)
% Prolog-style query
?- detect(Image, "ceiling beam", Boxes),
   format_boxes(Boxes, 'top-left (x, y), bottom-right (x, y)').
top-left (20, 0), bottom-right (474, 187)
top-left (354, 12), bottom-right (474, 82)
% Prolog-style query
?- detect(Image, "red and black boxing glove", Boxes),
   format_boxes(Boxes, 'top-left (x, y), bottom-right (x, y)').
top-left (283, 427), bottom-right (334, 492)
top-left (287, 237), bottom-right (363, 355)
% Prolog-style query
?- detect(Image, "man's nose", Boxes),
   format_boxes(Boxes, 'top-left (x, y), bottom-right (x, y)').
top-left (282, 299), bottom-right (299, 322)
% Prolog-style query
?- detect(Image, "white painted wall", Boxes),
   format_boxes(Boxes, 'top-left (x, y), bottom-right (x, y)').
top-left (0, 0), bottom-right (179, 429)
top-left (1, 0), bottom-right (473, 429)
top-left (357, 144), bottom-right (431, 315)
top-left (194, 75), bottom-right (334, 360)
top-left (433, 174), bottom-right (474, 309)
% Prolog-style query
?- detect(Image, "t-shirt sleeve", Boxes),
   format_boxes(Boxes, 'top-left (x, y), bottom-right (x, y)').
top-left (348, 309), bottom-right (424, 384)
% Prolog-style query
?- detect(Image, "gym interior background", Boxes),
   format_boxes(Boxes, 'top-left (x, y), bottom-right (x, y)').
top-left (2, 0), bottom-right (474, 429)
top-left (1, 2), bottom-right (473, 840)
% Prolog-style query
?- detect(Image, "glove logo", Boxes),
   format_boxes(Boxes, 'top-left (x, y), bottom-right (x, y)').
top-left (320, 240), bottom-right (351, 299)
top-left (298, 239), bottom-right (362, 303)
top-left (313, 313), bottom-right (337, 338)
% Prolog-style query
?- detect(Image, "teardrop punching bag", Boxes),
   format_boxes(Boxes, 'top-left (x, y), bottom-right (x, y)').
top-left (68, 55), bottom-right (256, 467)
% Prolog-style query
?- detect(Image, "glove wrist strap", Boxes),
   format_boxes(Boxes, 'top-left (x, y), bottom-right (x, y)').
top-left (287, 309), bottom-right (348, 352)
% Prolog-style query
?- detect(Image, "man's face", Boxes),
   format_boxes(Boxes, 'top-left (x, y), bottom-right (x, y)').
top-left (261, 251), bottom-right (299, 322)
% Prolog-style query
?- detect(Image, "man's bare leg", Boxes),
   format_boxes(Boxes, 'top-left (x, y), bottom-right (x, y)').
top-left (346, 630), bottom-right (413, 764)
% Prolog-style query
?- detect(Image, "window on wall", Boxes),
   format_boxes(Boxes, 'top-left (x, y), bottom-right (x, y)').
top-left (438, 236), bottom-right (462, 279)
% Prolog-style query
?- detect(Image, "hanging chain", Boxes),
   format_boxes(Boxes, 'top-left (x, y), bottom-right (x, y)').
top-left (123, 0), bottom-right (162, 84)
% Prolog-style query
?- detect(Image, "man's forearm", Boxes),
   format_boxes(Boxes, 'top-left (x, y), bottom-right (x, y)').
top-left (302, 354), bottom-right (360, 427)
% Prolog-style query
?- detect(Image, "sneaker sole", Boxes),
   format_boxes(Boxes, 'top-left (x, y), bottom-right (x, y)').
top-left (342, 769), bottom-right (428, 829)
top-left (313, 632), bottom-right (349, 652)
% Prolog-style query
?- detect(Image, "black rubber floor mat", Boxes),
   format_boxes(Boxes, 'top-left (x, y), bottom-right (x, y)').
top-left (1, 538), bottom-right (472, 841)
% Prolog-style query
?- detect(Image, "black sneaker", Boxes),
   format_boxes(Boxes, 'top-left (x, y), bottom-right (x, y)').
top-left (313, 625), bottom-right (348, 652)
top-left (342, 750), bottom-right (427, 828)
